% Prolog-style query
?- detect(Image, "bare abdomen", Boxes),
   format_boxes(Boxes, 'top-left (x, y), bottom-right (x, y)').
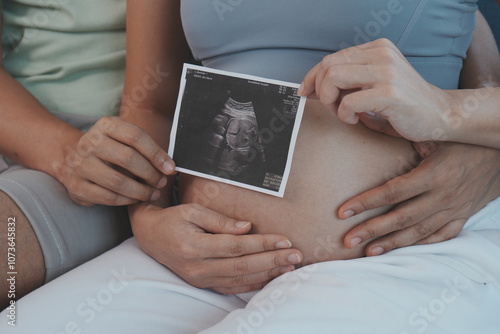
top-left (179, 99), bottom-right (418, 265)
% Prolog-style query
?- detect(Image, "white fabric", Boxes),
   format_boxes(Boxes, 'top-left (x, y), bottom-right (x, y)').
top-left (1, 198), bottom-right (499, 333)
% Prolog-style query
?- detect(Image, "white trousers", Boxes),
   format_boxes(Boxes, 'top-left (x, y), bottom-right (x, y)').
top-left (2, 197), bottom-right (500, 334)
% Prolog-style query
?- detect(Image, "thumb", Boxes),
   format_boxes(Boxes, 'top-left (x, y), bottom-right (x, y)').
top-left (358, 112), bottom-right (402, 138)
top-left (180, 204), bottom-right (252, 235)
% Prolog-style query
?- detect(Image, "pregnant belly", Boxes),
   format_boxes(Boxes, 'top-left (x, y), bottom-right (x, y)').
top-left (179, 99), bottom-right (418, 265)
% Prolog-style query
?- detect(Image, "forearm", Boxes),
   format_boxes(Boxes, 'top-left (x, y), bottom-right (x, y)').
top-left (444, 88), bottom-right (500, 148)
top-left (446, 11), bottom-right (500, 148)
top-left (121, 0), bottom-right (189, 208)
top-left (120, 0), bottom-right (189, 147)
top-left (0, 68), bottom-right (82, 176)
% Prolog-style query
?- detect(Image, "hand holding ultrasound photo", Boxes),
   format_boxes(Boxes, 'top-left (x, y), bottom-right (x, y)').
top-left (169, 64), bottom-right (306, 197)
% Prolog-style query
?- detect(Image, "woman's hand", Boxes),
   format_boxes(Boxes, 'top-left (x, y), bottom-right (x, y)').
top-left (298, 38), bottom-right (453, 143)
top-left (339, 142), bottom-right (500, 256)
top-left (130, 203), bottom-right (303, 295)
top-left (53, 116), bottom-right (176, 206)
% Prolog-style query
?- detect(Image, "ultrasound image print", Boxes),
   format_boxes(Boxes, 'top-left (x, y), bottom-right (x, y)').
top-left (169, 64), bottom-right (306, 197)
top-left (203, 97), bottom-right (266, 185)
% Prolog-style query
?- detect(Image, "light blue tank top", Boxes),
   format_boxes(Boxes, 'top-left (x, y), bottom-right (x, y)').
top-left (181, 0), bottom-right (478, 89)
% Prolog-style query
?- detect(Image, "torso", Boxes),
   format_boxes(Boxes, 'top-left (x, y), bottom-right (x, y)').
top-left (179, 0), bottom-right (478, 263)
top-left (180, 99), bottom-right (417, 264)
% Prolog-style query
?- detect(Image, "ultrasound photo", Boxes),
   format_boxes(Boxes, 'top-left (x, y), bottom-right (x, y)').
top-left (168, 64), bottom-right (306, 197)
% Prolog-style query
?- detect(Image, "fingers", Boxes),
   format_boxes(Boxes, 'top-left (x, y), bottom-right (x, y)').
top-left (76, 157), bottom-right (161, 203)
top-left (338, 168), bottom-right (428, 220)
top-left (194, 239), bottom-right (302, 293)
top-left (64, 116), bottom-right (176, 205)
top-left (87, 135), bottom-right (168, 189)
top-left (357, 112), bottom-right (402, 138)
top-left (363, 215), bottom-right (465, 257)
top-left (177, 203), bottom-right (254, 235)
top-left (68, 179), bottom-right (140, 206)
top-left (299, 39), bottom-right (404, 99)
top-left (93, 116), bottom-right (176, 175)
top-left (198, 233), bottom-right (300, 259)
top-left (343, 193), bottom-right (436, 248)
top-left (415, 219), bottom-right (465, 246)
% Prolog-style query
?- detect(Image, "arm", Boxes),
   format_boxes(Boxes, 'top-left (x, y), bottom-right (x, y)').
top-left (299, 11), bottom-right (500, 255)
top-left (299, 12), bottom-right (500, 148)
top-left (0, 9), bottom-right (174, 207)
top-left (123, 0), bottom-right (302, 294)
top-left (0, 16), bottom-right (82, 176)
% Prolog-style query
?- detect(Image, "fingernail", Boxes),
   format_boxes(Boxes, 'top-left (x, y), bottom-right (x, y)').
top-left (370, 246), bottom-right (384, 256)
top-left (287, 253), bottom-right (302, 264)
top-left (156, 176), bottom-right (168, 188)
top-left (350, 237), bottom-right (362, 248)
top-left (150, 190), bottom-right (161, 201)
top-left (297, 83), bottom-right (305, 96)
top-left (276, 240), bottom-right (292, 249)
top-left (342, 209), bottom-right (355, 219)
top-left (365, 111), bottom-right (377, 117)
top-left (162, 160), bottom-right (175, 174)
top-left (280, 265), bottom-right (295, 274)
top-left (235, 221), bottom-right (251, 229)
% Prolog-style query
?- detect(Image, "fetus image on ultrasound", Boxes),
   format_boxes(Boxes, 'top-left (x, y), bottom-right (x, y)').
top-left (169, 64), bottom-right (306, 196)
top-left (203, 97), bottom-right (266, 184)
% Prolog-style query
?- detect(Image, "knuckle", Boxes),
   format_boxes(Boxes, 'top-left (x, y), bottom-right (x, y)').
top-left (102, 192), bottom-right (120, 206)
top-left (226, 242), bottom-right (245, 257)
top-left (414, 223), bottom-right (431, 237)
top-left (108, 173), bottom-right (126, 191)
top-left (96, 116), bottom-right (116, 132)
top-left (67, 179), bottom-right (84, 196)
top-left (394, 213), bottom-right (413, 230)
top-left (374, 38), bottom-right (392, 48)
top-left (325, 67), bottom-right (341, 81)
top-left (126, 126), bottom-right (145, 144)
top-left (176, 242), bottom-right (198, 260)
top-left (340, 94), bottom-right (356, 111)
top-left (321, 53), bottom-right (335, 66)
top-left (117, 147), bottom-right (136, 166)
top-left (182, 264), bottom-right (204, 281)
top-left (229, 275), bottom-right (247, 287)
top-left (216, 214), bottom-right (231, 230)
top-left (355, 197), bottom-right (372, 212)
top-left (365, 227), bottom-right (378, 240)
top-left (267, 267), bottom-right (280, 280)
top-left (138, 188), bottom-right (154, 202)
top-left (271, 254), bottom-right (282, 267)
top-left (382, 184), bottom-right (401, 204)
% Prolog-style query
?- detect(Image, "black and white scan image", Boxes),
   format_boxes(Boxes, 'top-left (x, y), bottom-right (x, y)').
top-left (169, 64), bottom-right (306, 197)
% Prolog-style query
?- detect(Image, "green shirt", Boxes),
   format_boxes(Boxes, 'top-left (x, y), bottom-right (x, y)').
top-left (1, 0), bottom-right (126, 119)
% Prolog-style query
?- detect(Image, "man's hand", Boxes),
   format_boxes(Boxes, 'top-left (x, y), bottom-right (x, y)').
top-left (54, 116), bottom-right (176, 206)
top-left (130, 203), bottom-right (303, 295)
top-left (298, 39), bottom-right (454, 143)
top-left (340, 142), bottom-right (500, 256)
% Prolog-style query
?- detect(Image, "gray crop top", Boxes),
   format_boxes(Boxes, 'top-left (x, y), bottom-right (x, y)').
top-left (181, 0), bottom-right (478, 89)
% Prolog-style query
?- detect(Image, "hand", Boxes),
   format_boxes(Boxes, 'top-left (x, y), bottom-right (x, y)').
top-left (53, 116), bottom-right (176, 206)
top-left (130, 203), bottom-right (303, 294)
top-left (298, 38), bottom-right (453, 143)
top-left (339, 142), bottom-right (500, 256)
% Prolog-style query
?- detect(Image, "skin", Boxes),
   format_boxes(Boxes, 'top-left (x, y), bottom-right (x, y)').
top-left (122, 0), bottom-right (302, 295)
top-left (1, 3), bottom-right (499, 301)
top-left (299, 12), bottom-right (500, 256)
top-left (298, 33), bottom-right (500, 148)
top-left (129, 4), bottom-right (498, 292)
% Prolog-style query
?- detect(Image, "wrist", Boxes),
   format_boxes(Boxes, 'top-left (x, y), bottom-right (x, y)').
top-left (47, 130), bottom-right (84, 183)
top-left (437, 90), bottom-right (469, 143)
